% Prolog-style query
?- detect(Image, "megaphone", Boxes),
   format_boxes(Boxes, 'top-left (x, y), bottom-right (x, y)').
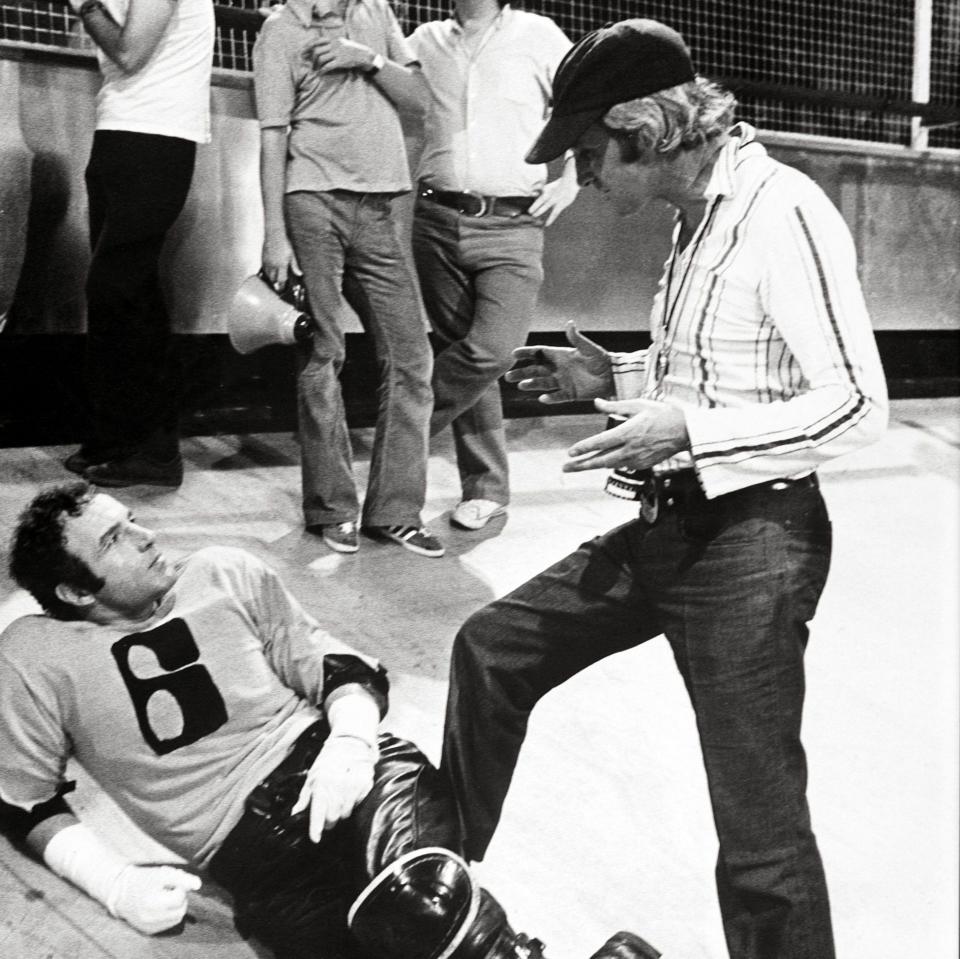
top-left (228, 272), bottom-right (315, 355)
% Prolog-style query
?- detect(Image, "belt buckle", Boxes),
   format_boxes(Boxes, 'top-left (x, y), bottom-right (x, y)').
top-left (461, 190), bottom-right (489, 217)
top-left (639, 477), bottom-right (659, 524)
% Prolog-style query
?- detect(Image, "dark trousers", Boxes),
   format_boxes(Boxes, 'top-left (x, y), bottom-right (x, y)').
top-left (209, 725), bottom-right (461, 959)
top-left (83, 130), bottom-right (196, 456)
top-left (442, 476), bottom-right (835, 959)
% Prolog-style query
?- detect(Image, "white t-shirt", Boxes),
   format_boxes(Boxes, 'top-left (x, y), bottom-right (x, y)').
top-left (95, 0), bottom-right (215, 143)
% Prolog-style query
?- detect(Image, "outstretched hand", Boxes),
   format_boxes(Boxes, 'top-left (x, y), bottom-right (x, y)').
top-left (505, 321), bottom-right (614, 403)
top-left (562, 397), bottom-right (690, 473)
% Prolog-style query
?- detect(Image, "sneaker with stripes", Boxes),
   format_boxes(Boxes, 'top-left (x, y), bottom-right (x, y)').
top-left (362, 524), bottom-right (445, 558)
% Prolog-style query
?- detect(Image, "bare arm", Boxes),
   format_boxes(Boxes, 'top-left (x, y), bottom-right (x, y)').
top-left (368, 59), bottom-right (430, 117)
top-left (259, 125), bottom-right (300, 289)
top-left (70, 0), bottom-right (176, 75)
top-left (307, 38), bottom-right (429, 116)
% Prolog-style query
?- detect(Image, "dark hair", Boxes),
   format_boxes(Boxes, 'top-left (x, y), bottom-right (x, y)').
top-left (8, 482), bottom-right (105, 621)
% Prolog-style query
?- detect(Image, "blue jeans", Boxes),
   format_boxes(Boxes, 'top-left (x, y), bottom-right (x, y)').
top-left (442, 475), bottom-right (835, 959)
top-left (285, 191), bottom-right (433, 528)
top-left (412, 200), bottom-right (544, 504)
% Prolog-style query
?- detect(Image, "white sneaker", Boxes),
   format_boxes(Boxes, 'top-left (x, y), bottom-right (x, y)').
top-left (451, 499), bottom-right (507, 530)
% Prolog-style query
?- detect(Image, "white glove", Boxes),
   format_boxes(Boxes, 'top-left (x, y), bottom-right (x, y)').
top-left (43, 822), bottom-right (201, 935)
top-left (292, 733), bottom-right (377, 842)
top-left (108, 864), bottom-right (202, 935)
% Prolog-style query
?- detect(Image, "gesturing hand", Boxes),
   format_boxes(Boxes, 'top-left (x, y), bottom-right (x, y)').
top-left (506, 320), bottom-right (614, 403)
top-left (562, 397), bottom-right (690, 473)
top-left (292, 734), bottom-right (377, 842)
top-left (109, 864), bottom-right (202, 935)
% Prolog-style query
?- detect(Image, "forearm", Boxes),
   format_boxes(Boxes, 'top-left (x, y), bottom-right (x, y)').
top-left (29, 814), bottom-right (201, 933)
top-left (76, 0), bottom-right (174, 74)
top-left (259, 128), bottom-right (289, 243)
top-left (30, 814), bottom-right (135, 921)
top-left (686, 384), bottom-right (888, 497)
top-left (324, 683), bottom-right (381, 747)
top-left (369, 61), bottom-right (430, 117)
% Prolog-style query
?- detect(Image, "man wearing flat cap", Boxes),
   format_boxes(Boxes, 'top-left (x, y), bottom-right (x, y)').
top-left (441, 19), bottom-right (888, 959)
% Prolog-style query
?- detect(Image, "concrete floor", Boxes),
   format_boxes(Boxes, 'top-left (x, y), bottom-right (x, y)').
top-left (0, 397), bottom-right (958, 958)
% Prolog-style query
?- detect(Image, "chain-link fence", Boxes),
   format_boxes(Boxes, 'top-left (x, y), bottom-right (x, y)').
top-left (2, 0), bottom-right (958, 148)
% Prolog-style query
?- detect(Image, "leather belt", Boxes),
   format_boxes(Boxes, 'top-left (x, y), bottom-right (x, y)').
top-left (608, 467), bottom-right (819, 524)
top-left (418, 183), bottom-right (535, 218)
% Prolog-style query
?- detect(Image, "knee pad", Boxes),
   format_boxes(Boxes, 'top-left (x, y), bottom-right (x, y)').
top-left (348, 847), bottom-right (480, 959)
top-left (348, 847), bottom-right (661, 959)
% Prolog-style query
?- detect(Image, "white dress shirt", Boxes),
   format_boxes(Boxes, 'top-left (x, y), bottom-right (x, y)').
top-left (408, 4), bottom-right (571, 196)
top-left (611, 123), bottom-right (888, 497)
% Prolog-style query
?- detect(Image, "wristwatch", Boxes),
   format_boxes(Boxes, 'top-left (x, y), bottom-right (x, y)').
top-left (365, 53), bottom-right (385, 75)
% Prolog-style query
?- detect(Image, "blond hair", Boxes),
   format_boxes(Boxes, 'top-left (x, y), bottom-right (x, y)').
top-left (603, 77), bottom-right (737, 162)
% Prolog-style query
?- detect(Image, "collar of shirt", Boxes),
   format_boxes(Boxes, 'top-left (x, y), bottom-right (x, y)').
top-left (450, 2), bottom-right (510, 34)
top-left (703, 121), bottom-right (759, 201)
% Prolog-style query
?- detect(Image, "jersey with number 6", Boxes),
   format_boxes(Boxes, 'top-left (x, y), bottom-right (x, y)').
top-left (0, 547), bottom-right (382, 866)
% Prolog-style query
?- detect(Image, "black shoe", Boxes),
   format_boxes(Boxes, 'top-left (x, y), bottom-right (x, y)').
top-left (64, 445), bottom-right (127, 476)
top-left (85, 451), bottom-right (183, 488)
top-left (361, 524), bottom-right (445, 557)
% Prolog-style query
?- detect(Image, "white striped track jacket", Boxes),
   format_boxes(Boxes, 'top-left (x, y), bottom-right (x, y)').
top-left (611, 122), bottom-right (889, 499)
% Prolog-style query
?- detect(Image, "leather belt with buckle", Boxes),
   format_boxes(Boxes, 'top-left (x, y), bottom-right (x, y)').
top-left (606, 468), bottom-right (819, 525)
top-left (418, 183), bottom-right (535, 218)
top-left (605, 468), bottom-right (698, 523)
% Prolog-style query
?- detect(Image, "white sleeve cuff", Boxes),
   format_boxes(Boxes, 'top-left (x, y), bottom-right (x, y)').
top-left (610, 349), bottom-right (648, 400)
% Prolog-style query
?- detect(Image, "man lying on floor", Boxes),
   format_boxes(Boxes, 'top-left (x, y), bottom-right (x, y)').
top-left (0, 482), bottom-right (657, 959)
